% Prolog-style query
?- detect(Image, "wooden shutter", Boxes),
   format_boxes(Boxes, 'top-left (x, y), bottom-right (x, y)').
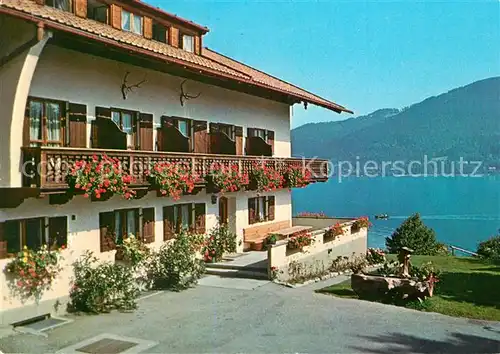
top-left (48, 216), bottom-right (68, 248)
top-left (194, 203), bottom-right (206, 234)
top-left (248, 198), bottom-right (256, 225)
top-left (74, 0), bottom-right (87, 17)
top-left (267, 196), bottom-right (275, 221)
top-left (194, 36), bottom-right (201, 55)
top-left (235, 126), bottom-right (243, 155)
top-left (209, 123), bottom-right (219, 154)
top-left (110, 4), bottom-right (122, 29)
top-left (156, 127), bottom-right (163, 151)
top-left (0, 222), bottom-right (6, 259)
top-left (163, 206), bottom-right (175, 241)
top-left (267, 130), bottom-right (275, 155)
top-left (139, 113), bottom-right (153, 151)
top-left (170, 27), bottom-right (179, 48)
top-left (68, 103), bottom-right (87, 148)
top-left (99, 212), bottom-right (116, 252)
top-left (142, 208), bottom-right (155, 244)
top-left (193, 120), bottom-right (208, 153)
top-left (143, 17), bottom-right (153, 39)
top-left (246, 128), bottom-right (255, 155)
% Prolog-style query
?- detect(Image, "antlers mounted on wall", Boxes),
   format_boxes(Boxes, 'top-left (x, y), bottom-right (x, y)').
top-left (179, 80), bottom-right (201, 106)
top-left (121, 71), bottom-right (147, 100)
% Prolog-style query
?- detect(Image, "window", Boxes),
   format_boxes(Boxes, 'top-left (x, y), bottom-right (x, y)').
top-left (27, 98), bottom-right (65, 147)
top-left (177, 119), bottom-right (190, 138)
top-left (111, 109), bottom-right (135, 135)
top-left (248, 196), bottom-right (275, 224)
top-left (218, 124), bottom-right (235, 140)
top-left (163, 203), bottom-right (206, 240)
top-left (249, 128), bottom-right (267, 140)
top-left (99, 208), bottom-right (155, 252)
top-left (46, 0), bottom-right (71, 12)
top-left (0, 217), bottom-right (68, 258)
top-left (87, 0), bottom-right (108, 24)
top-left (152, 22), bottom-right (168, 43)
top-left (122, 10), bottom-right (143, 35)
top-left (180, 34), bottom-right (194, 52)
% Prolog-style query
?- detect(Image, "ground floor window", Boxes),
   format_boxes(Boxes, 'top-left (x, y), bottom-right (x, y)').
top-left (0, 216), bottom-right (67, 258)
top-left (99, 207), bottom-right (155, 252)
top-left (248, 196), bottom-right (275, 224)
top-left (163, 203), bottom-right (206, 240)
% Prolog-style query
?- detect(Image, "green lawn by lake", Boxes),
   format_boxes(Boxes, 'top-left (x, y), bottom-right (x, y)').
top-left (317, 256), bottom-right (500, 321)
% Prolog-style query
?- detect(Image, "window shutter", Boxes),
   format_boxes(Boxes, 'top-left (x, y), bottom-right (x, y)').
top-left (245, 128), bottom-right (256, 155)
top-left (48, 216), bottom-right (68, 249)
top-left (170, 27), bottom-right (179, 48)
top-left (248, 198), bottom-right (256, 225)
top-left (0, 222), bottom-right (6, 259)
top-left (163, 206), bottom-right (175, 241)
top-left (267, 196), bottom-right (275, 221)
top-left (267, 130), bottom-right (275, 155)
top-left (194, 203), bottom-right (206, 234)
top-left (194, 35), bottom-right (201, 55)
top-left (235, 126), bottom-right (243, 155)
top-left (74, 0), bottom-right (87, 17)
top-left (143, 17), bottom-right (153, 39)
top-left (110, 4), bottom-right (122, 29)
top-left (139, 113), bottom-right (153, 151)
top-left (142, 208), bottom-right (155, 244)
top-left (209, 123), bottom-right (219, 154)
top-left (99, 212), bottom-right (116, 252)
top-left (68, 103), bottom-right (87, 148)
top-left (193, 120), bottom-right (208, 153)
top-left (95, 106), bottom-right (111, 119)
top-left (156, 127), bottom-right (163, 151)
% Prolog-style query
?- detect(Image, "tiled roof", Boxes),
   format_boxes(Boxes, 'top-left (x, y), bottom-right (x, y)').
top-left (0, 0), bottom-right (352, 113)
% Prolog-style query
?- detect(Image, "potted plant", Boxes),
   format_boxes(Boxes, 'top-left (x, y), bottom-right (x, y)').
top-left (324, 222), bottom-right (345, 241)
top-left (283, 166), bottom-right (312, 188)
top-left (248, 164), bottom-right (284, 192)
top-left (67, 154), bottom-right (135, 201)
top-left (205, 163), bottom-right (249, 194)
top-left (287, 232), bottom-right (314, 251)
top-left (352, 216), bottom-right (371, 232)
top-left (146, 161), bottom-right (196, 200)
top-left (265, 234), bottom-right (279, 247)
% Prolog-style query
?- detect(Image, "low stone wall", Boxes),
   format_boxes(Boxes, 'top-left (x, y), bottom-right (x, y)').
top-left (268, 222), bottom-right (368, 282)
top-left (292, 216), bottom-right (353, 231)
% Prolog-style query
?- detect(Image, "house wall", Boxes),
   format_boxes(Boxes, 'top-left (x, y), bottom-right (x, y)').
top-left (0, 188), bottom-right (291, 324)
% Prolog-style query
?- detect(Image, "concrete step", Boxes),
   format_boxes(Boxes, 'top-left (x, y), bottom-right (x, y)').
top-left (205, 262), bottom-right (267, 273)
top-left (205, 267), bottom-right (269, 281)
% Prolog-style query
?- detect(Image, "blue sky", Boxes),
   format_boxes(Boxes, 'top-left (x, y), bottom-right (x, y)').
top-left (154, 0), bottom-right (500, 128)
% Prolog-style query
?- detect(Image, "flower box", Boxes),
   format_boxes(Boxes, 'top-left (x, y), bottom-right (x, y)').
top-left (287, 231), bottom-right (314, 251)
top-left (324, 223), bottom-right (345, 242)
top-left (204, 163), bottom-right (248, 194)
top-left (248, 164), bottom-right (284, 192)
top-left (147, 162), bottom-right (195, 201)
top-left (283, 166), bottom-right (312, 188)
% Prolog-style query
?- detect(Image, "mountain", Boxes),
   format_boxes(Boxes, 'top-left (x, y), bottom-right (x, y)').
top-left (291, 77), bottom-right (500, 166)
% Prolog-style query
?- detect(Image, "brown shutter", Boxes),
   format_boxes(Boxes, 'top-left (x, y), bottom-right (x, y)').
top-left (92, 107), bottom-right (110, 148)
top-left (48, 216), bottom-right (68, 249)
top-left (110, 4), bottom-right (122, 29)
top-left (142, 208), bottom-right (155, 244)
top-left (156, 127), bottom-right (163, 151)
top-left (194, 203), bottom-right (206, 234)
top-left (193, 120), bottom-right (208, 153)
top-left (143, 17), bottom-right (153, 39)
top-left (68, 103), bottom-right (87, 148)
top-left (246, 128), bottom-right (256, 155)
top-left (0, 222), bottom-right (6, 259)
top-left (267, 130), bottom-right (275, 155)
top-left (170, 27), bottom-right (179, 48)
top-left (267, 196), bottom-right (275, 221)
top-left (74, 0), bottom-right (87, 17)
top-left (95, 106), bottom-right (111, 119)
top-left (194, 36), bottom-right (201, 55)
top-left (99, 212), bottom-right (116, 252)
top-left (248, 198), bottom-right (256, 225)
top-left (235, 126), bottom-right (243, 155)
top-left (209, 123), bottom-right (219, 154)
top-left (163, 206), bottom-right (175, 241)
top-left (139, 113), bottom-right (153, 151)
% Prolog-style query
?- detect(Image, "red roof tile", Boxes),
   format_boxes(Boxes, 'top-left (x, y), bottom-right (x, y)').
top-left (0, 0), bottom-right (352, 113)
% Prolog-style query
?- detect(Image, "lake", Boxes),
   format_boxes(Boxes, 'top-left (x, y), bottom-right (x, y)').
top-left (292, 176), bottom-right (500, 252)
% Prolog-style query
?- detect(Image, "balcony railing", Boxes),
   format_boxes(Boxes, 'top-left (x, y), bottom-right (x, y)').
top-left (21, 147), bottom-right (329, 191)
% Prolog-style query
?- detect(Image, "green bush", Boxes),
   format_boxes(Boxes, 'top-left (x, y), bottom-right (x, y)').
top-left (385, 213), bottom-right (440, 255)
top-left (69, 251), bottom-right (139, 313)
top-left (477, 235), bottom-right (500, 262)
top-left (147, 229), bottom-right (205, 290)
top-left (201, 223), bottom-right (238, 262)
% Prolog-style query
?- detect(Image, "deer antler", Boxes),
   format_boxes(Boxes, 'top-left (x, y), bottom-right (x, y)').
top-left (121, 71), bottom-right (147, 100)
top-left (180, 80), bottom-right (201, 106)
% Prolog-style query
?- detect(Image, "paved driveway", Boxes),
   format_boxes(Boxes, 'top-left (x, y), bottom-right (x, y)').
top-left (1, 279), bottom-right (499, 353)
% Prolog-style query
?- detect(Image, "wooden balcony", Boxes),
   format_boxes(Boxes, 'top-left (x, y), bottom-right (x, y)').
top-left (21, 147), bottom-right (329, 192)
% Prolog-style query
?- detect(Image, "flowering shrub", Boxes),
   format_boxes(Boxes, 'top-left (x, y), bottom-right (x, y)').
top-left (296, 211), bottom-right (327, 218)
top-left (265, 234), bottom-right (279, 246)
top-left (205, 163), bottom-right (249, 194)
top-left (287, 231), bottom-right (314, 250)
top-left (366, 248), bottom-right (386, 265)
top-left (5, 245), bottom-right (63, 299)
top-left (202, 224), bottom-right (238, 262)
top-left (69, 251), bottom-right (138, 313)
top-left (353, 216), bottom-right (371, 230)
top-left (249, 164), bottom-right (284, 192)
top-left (67, 154), bottom-right (135, 200)
top-left (283, 166), bottom-right (312, 188)
top-left (115, 235), bottom-right (150, 268)
top-left (324, 222), bottom-right (345, 240)
top-left (146, 162), bottom-right (196, 200)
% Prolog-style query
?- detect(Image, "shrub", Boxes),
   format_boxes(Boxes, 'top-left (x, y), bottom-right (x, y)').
top-left (69, 251), bottom-right (138, 313)
top-left (146, 162), bottom-right (196, 200)
top-left (366, 248), bottom-right (386, 265)
top-left (147, 230), bottom-right (205, 290)
top-left (202, 224), bottom-right (238, 262)
top-left (477, 235), bottom-right (500, 262)
top-left (115, 235), bottom-right (150, 268)
top-left (385, 213), bottom-right (440, 255)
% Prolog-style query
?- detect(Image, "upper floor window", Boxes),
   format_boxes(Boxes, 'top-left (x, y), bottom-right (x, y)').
top-left (218, 123), bottom-right (235, 140)
top-left (112, 109), bottom-right (134, 135)
top-left (122, 10), bottom-right (143, 35)
top-left (180, 34), bottom-right (194, 52)
top-left (152, 22), bottom-right (168, 44)
top-left (27, 98), bottom-right (65, 147)
top-left (46, 0), bottom-right (72, 12)
top-left (249, 128), bottom-right (267, 140)
top-left (87, 0), bottom-right (108, 24)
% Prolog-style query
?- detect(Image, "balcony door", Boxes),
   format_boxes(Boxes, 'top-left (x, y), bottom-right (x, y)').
top-left (26, 98), bottom-right (65, 147)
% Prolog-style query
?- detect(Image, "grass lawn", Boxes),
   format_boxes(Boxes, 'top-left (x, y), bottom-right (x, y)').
top-left (317, 255), bottom-right (500, 321)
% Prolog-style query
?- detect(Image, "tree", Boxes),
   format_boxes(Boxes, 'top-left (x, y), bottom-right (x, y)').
top-left (385, 213), bottom-right (440, 255)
